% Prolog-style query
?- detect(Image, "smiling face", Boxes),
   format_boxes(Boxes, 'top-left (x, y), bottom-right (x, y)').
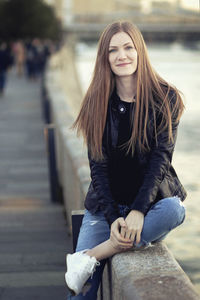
top-left (108, 31), bottom-right (138, 78)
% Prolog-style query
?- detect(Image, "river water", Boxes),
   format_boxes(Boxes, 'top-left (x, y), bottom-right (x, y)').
top-left (75, 42), bottom-right (200, 294)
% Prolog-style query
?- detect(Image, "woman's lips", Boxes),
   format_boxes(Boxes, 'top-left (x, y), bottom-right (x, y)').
top-left (116, 63), bottom-right (131, 67)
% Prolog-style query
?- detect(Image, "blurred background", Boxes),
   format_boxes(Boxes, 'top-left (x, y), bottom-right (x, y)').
top-left (0, 0), bottom-right (199, 298)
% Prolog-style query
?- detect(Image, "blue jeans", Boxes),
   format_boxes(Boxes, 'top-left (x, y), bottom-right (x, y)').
top-left (67, 196), bottom-right (185, 300)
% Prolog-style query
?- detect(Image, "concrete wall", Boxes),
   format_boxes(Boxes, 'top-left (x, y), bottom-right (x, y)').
top-left (45, 45), bottom-right (90, 230)
top-left (45, 45), bottom-right (200, 300)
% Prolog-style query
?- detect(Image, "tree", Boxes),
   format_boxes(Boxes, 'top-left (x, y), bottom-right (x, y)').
top-left (0, 0), bottom-right (62, 41)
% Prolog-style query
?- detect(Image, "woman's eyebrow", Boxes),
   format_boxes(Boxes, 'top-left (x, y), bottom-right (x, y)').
top-left (109, 42), bottom-right (132, 48)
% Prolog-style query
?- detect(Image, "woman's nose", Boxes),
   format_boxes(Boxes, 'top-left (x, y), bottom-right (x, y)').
top-left (118, 49), bottom-right (127, 60)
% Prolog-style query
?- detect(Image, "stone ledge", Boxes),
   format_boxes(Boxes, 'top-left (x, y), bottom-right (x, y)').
top-left (102, 242), bottom-right (199, 300)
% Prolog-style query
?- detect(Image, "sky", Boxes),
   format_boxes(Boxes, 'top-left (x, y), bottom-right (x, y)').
top-left (142, 0), bottom-right (199, 12)
top-left (181, 0), bottom-right (199, 10)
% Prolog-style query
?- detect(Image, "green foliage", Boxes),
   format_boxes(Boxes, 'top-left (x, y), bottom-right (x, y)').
top-left (0, 0), bottom-right (62, 41)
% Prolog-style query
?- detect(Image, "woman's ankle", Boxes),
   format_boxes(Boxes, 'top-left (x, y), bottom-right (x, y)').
top-left (85, 249), bottom-right (94, 257)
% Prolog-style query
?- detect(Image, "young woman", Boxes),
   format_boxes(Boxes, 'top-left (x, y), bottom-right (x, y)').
top-left (65, 20), bottom-right (187, 299)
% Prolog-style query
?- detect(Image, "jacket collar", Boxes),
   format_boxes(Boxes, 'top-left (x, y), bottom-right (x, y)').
top-left (109, 88), bottom-right (121, 112)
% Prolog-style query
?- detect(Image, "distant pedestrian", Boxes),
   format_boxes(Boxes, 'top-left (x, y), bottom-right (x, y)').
top-left (25, 41), bottom-right (35, 79)
top-left (38, 40), bottom-right (51, 77)
top-left (0, 42), bottom-right (12, 96)
top-left (13, 41), bottom-right (26, 76)
top-left (25, 39), bottom-right (50, 80)
top-left (65, 20), bottom-right (187, 299)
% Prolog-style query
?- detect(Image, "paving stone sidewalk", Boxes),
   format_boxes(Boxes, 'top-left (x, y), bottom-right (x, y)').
top-left (0, 70), bottom-right (72, 300)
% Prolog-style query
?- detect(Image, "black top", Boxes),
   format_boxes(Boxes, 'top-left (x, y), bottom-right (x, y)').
top-left (109, 93), bottom-right (143, 206)
top-left (85, 89), bottom-right (187, 226)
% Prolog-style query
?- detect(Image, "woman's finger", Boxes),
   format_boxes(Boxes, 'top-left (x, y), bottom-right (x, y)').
top-left (111, 239), bottom-right (133, 250)
top-left (120, 243), bottom-right (133, 250)
top-left (110, 234), bottom-right (133, 250)
top-left (112, 218), bottom-right (126, 232)
top-left (135, 230), bottom-right (142, 244)
top-left (120, 226), bottom-right (127, 238)
top-left (118, 218), bottom-right (127, 229)
top-left (111, 227), bottom-right (132, 245)
top-left (112, 229), bottom-right (131, 244)
top-left (112, 218), bottom-right (128, 240)
top-left (124, 229), bottom-right (132, 240)
top-left (130, 230), bottom-right (136, 242)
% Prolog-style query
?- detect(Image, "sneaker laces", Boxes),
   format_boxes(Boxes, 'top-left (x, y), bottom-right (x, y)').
top-left (72, 253), bottom-right (100, 279)
top-left (89, 259), bottom-right (100, 279)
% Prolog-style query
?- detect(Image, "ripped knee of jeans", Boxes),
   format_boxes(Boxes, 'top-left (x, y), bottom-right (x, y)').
top-left (89, 220), bottom-right (99, 226)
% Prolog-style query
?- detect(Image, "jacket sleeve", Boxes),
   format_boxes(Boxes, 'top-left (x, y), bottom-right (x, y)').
top-left (88, 141), bottom-right (120, 226)
top-left (130, 93), bottom-right (180, 214)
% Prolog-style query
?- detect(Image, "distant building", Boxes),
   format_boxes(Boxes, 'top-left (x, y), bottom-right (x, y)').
top-left (151, 1), bottom-right (173, 10)
top-left (44, 0), bottom-right (143, 25)
top-left (44, 0), bottom-right (199, 28)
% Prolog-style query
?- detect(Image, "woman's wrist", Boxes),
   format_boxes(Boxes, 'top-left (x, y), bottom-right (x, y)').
top-left (130, 209), bottom-right (144, 216)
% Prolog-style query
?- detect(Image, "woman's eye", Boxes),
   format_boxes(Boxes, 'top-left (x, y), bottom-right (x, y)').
top-left (126, 46), bottom-right (133, 50)
top-left (109, 49), bottom-right (116, 53)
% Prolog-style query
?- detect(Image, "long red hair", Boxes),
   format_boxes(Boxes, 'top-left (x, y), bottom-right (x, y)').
top-left (73, 21), bottom-right (185, 161)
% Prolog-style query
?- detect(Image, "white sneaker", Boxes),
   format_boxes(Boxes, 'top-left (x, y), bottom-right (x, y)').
top-left (65, 250), bottom-right (100, 296)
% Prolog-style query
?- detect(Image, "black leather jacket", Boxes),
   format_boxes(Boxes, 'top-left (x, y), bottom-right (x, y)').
top-left (85, 90), bottom-right (187, 226)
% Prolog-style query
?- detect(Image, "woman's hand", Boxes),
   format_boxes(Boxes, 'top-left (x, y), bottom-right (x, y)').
top-left (121, 210), bottom-right (144, 245)
top-left (110, 217), bottom-right (133, 251)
